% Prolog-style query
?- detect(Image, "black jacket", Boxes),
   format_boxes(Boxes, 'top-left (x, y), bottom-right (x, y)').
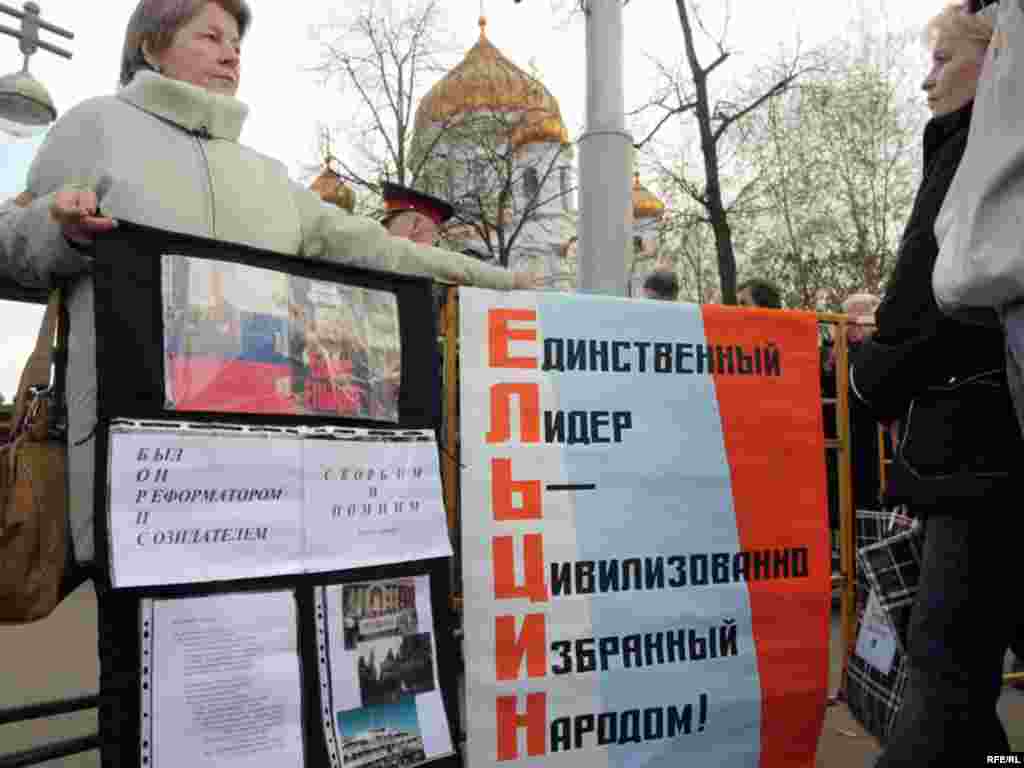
top-left (851, 103), bottom-right (1022, 506)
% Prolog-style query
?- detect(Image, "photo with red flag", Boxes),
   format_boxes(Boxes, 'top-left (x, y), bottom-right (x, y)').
top-left (162, 255), bottom-right (401, 420)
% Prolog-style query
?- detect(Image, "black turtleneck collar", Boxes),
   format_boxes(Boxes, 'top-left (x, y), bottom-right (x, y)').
top-left (923, 101), bottom-right (973, 174)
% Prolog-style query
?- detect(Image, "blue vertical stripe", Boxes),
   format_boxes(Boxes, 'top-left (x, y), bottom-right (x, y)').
top-left (534, 294), bottom-right (763, 766)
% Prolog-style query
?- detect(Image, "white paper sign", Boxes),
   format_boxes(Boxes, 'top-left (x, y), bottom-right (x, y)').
top-left (142, 591), bottom-right (305, 768)
top-left (855, 591), bottom-right (899, 675)
top-left (107, 425), bottom-right (451, 588)
top-left (108, 430), bottom-right (305, 587)
top-left (302, 438), bottom-right (453, 572)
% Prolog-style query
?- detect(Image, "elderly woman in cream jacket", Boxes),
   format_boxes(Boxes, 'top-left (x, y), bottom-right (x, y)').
top-left (0, 0), bottom-right (532, 570)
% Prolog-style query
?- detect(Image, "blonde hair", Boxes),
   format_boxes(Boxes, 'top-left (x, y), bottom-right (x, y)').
top-left (924, 3), bottom-right (994, 49)
top-left (120, 0), bottom-right (252, 86)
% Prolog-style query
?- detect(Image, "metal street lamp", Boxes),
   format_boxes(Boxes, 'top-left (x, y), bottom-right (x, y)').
top-left (0, 1), bottom-right (73, 134)
top-left (514, 0), bottom-right (632, 296)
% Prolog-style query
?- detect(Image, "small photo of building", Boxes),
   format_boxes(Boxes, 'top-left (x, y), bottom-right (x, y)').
top-left (338, 696), bottom-right (426, 768)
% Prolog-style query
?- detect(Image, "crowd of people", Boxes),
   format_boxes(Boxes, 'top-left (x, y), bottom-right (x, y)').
top-left (0, 0), bottom-right (1020, 764)
top-left (357, 635), bottom-right (436, 708)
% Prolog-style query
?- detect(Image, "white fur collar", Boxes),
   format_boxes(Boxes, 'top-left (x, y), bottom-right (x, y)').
top-left (118, 70), bottom-right (248, 141)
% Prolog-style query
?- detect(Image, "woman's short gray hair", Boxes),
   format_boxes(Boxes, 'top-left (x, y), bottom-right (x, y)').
top-left (841, 292), bottom-right (881, 323)
top-left (120, 0), bottom-right (252, 87)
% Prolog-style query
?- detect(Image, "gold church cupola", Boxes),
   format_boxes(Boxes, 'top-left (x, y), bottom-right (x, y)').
top-left (413, 16), bottom-right (570, 148)
top-left (309, 157), bottom-right (355, 212)
top-left (632, 172), bottom-right (665, 220)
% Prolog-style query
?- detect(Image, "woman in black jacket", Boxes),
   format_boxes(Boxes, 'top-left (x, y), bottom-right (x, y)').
top-left (850, 4), bottom-right (1022, 763)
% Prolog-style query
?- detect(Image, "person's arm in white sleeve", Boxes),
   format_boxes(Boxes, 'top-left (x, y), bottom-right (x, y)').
top-left (0, 101), bottom-right (111, 290)
top-left (292, 183), bottom-right (527, 290)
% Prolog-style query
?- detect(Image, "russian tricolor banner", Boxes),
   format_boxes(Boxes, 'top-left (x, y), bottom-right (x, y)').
top-left (459, 288), bottom-right (830, 767)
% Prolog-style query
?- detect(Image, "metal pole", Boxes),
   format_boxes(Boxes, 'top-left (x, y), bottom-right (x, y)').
top-left (0, 735), bottom-right (100, 768)
top-left (577, 0), bottom-right (632, 296)
top-left (0, 2), bottom-right (74, 56)
top-left (0, 694), bottom-right (97, 725)
top-left (833, 316), bottom-right (857, 685)
top-left (0, 1), bottom-right (74, 39)
top-left (0, 23), bottom-right (71, 58)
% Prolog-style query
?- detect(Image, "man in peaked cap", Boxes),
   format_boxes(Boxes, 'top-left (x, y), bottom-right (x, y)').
top-left (374, 182), bottom-right (457, 416)
top-left (380, 182), bottom-right (455, 246)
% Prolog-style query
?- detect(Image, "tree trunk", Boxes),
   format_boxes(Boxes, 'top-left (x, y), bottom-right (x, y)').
top-left (709, 196), bottom-right (737, 304)
top-left (676, 0), bottom-right (738, 305)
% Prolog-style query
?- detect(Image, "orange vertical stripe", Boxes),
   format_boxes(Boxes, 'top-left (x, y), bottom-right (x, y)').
top-left (701, 306), bottom-right (831, 768)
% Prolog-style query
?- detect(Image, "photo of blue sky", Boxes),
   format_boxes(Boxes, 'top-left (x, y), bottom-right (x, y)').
top-left (338, 694), bottom-right (420, 738)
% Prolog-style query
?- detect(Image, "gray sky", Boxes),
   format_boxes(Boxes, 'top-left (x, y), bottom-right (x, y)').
top-left (0, 0), bottom-right (944, 399)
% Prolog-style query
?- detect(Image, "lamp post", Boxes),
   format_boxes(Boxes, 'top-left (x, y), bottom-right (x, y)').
top-left (514, 0), bottom-right (631, 296)
top-left (0, 1), bottom-right (73, 135)
top-left (576, 0), bottom-right (632, 296)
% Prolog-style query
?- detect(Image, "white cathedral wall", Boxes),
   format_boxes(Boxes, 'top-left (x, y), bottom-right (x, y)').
top-left (420, 113), bottom-right (577, 288)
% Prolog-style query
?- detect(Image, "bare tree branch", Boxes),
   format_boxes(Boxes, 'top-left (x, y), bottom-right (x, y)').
top-left (307, 1), bottom-right (576, 272)
top-left (627, 0), bottom-right (821, 303)
top-left (306, 0), bottom-right (460, 195)
top-left (632, 99), bottom-right (698, 149)
top-left (711, 68), bottom-right (810, 144)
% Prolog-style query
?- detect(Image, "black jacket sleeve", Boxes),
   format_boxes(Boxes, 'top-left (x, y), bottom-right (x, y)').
top-left (850, 115), bottom-right (1003, 423)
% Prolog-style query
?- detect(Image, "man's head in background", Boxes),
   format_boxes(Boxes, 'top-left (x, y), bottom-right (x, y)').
top-left (643, 269), bottom-right (680, 301)
top-left (379, 183), bottom-right (454, 245)
top-left (736, 278), bottom-right (782, 309)
top-left (841, 292), bottom-right (881, 344)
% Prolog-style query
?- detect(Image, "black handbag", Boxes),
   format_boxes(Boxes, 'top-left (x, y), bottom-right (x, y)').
top-left (883, 369), bottom-right (1019, 506)
top-left (899, 369), bottom-right (1017, 476)
top-left (850, 336), bottom-right (937, 424)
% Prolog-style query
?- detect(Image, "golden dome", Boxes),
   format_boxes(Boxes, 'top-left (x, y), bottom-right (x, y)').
top-left (310, 164), bottom-right (355, 212)
top-left (414, 17), bottom-right (569, 148)
top-left (633, 173), bottom-right (665, 219)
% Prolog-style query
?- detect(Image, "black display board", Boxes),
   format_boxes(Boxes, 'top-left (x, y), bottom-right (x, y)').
top-left (88, 222), bottom-right (458, 768)
top-left (91, 221), bottom-right (441, 430)
top-left (95, 561), bottom-right (460, 768)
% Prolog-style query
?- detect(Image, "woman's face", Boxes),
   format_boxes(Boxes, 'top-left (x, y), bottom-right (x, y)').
top-left (146, 2), bottom-right (241, 96)
top-left (922, 31), bottom-right (987, 117)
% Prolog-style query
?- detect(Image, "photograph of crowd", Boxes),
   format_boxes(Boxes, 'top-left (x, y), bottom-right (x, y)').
top-left (162, 255), bottom-right (402, 421)
top-left (337, 697), bottom-right (426, 768)
top-left (342, 580), bottom-right (419, 650)
top-left (356, 634), bottom-right (436, 708)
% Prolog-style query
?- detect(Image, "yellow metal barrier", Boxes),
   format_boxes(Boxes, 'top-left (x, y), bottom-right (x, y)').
top-left (441, 289), bottom-right (464, 618)
top-left (818, 313), bottom-right (857, 689)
